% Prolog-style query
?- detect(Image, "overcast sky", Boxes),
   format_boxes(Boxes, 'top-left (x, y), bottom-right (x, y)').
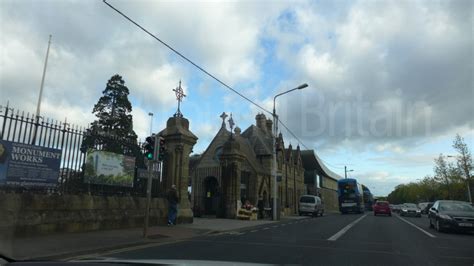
top-left (1, 0), bottom-right (473, 196)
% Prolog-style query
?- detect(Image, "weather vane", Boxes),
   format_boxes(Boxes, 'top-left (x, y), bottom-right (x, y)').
top-left (172, 80), bottom-right (186, 118)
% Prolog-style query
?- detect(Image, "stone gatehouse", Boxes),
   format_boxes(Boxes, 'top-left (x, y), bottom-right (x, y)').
top-left (190, 113), bottom-right (305, 218)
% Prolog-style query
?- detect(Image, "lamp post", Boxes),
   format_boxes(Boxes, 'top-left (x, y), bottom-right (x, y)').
top-left (148, 112), bottom-right (153, 136)
top-left (447, 155), bottom-right (472, 203)
top-left (272, 83), bottom-right (308, 221)
top-left (344, 166), bottom-right (354, 179)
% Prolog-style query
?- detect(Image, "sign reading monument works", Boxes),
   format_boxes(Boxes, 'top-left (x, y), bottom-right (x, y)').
top-left (0, 140), bottom-right (62, 187)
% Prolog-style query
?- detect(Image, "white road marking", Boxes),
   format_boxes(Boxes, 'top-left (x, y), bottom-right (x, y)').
top-left (396, 215), bottom-right (436, 238)
top-left (262, 227), bottom-right (270, 230)
top-left (327, 214), bottom-right (368, 241)
top-left (272, 225), bottom-right (279, 228)
top-left (250, 230), bottom-right (259, 233)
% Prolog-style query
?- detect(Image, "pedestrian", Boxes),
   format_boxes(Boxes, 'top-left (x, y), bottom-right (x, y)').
top-left (257, 197), bottom-right (264, 219)
top-left (167, 184), bottom-right (179, 225)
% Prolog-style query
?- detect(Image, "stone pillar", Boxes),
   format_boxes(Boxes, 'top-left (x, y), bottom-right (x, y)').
top-left (159, 116), bottom-right (198, 224)
top-left (219, 138), bottom-right (245, 219)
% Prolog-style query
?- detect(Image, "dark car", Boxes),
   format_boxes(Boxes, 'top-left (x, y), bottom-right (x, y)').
top-left (400, 203), bottom-right (421, 217)
top-left (422, 202), bottom-right (434, 214)
top-left (429, 200), bottom-right (474, 233)
top-left (374, 201), bottom-right (392, 216)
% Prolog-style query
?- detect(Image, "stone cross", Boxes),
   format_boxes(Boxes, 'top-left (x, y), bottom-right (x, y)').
top-left (220, 112), bottom-right (228, 128)
top-left (228, 113), bottom-right (235, 138)
top-left (173, 80), bottom-right (186, 118)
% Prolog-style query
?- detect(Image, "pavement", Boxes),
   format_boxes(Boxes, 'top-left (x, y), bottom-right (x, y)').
top-left (61, 213), bottom-right (474, 266)
top-left (4, 216), bottom-right (304, 261)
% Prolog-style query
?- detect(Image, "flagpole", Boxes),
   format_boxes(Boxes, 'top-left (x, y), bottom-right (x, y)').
top-left (32, 34), bottom-right (52, 145)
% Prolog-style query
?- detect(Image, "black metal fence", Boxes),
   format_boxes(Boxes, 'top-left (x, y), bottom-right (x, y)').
top-left (0, 102), bottom-right (165, 197)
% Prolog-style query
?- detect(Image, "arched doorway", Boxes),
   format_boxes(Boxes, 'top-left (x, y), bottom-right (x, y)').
top-left (203, 176), bottom-right (219, 215)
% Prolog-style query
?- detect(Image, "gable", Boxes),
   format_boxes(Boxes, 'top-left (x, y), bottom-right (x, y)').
top-left (194, 126), bottom-right (230, 169)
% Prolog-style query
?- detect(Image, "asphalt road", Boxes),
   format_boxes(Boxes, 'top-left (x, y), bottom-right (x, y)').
top-left (94, 213), bottom-right (474, 265)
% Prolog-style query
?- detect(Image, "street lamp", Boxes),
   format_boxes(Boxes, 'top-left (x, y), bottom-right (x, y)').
top-left (447, 155), bottom-right (472, 203)
top-left (272, 83), bottom-right (308, 221)
top-left (344, 166), bottom-right (354, 179)
top-left (148, 112), bottom-right (153, 136)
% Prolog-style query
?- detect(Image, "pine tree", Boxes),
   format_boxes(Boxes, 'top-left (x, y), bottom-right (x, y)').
top-left (81, 74), bottom-right (139, 155)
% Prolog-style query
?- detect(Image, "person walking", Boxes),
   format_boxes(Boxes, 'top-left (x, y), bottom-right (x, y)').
top-left (167, 184), bottom-right (179, 225)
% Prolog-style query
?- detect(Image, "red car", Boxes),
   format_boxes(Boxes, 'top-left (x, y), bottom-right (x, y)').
top-left (374, 201), bottom-right (392, 216)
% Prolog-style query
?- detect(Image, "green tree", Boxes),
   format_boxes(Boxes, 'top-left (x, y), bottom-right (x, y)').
top-left (82, 74), bottom-right (139, 155)
top-left (452, 134), bottom-right (473, 202)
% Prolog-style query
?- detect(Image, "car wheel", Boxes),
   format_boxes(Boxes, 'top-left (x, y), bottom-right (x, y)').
top-left (374, 212), bottom-right (377, 216)
top-left (389, 213), bottom-right (392, 216)
top-left (320, 211), bottom-right (324, 217)
top-left (299, 212), bottom-right (302, 216)
top-left (429, 218), bottom-right (434, 228)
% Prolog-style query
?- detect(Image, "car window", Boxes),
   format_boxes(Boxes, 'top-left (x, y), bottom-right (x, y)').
top-left (300, 196), bottom-right (315, 203)
top-left (439, 202), bottom-right (474, 212)
top-left (376, 202), bottom-right (388, 206)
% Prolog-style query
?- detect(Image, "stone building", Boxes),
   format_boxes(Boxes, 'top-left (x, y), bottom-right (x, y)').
top-left (190, 113), bottom-right (305, 218)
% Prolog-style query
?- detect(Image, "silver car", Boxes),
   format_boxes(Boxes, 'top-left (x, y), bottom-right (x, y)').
top-left (299, 195), bottom-right (324, 217)
top-left (400, 203), bottom-right (422, 217)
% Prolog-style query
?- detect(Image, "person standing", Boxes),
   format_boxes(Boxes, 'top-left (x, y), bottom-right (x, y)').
top-left (167, 184), bottom-right (179, 225)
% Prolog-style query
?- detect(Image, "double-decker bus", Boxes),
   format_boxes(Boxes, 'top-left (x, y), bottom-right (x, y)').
top-left (362, 185), bottom-right (374, 211)
top-left (337, 178), bottom-right (365, 214)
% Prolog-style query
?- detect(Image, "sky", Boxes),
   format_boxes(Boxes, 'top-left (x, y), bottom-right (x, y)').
top-left (0, 0), bottom-right (473, 196)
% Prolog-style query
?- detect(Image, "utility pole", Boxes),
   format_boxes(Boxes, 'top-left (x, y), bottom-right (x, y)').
top-left (32, 34), bottom-right (52, 145)
top-left (345, 166), bottom-right (353, 179)
top-left (272, 83), bottom-right (308, 221)
top-left (143, 159), bottom-right (153, 238)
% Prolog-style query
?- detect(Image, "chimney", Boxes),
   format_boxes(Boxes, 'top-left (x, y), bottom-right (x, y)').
top-left (255, 113), bottom-right (267, 132)
top-left (266, 119), bottom-right (273, 135)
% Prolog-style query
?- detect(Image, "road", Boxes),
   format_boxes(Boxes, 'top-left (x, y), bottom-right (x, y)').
top-left (90, 213), bottom-right (474, 265)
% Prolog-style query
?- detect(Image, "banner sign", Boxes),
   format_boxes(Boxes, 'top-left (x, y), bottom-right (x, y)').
top-left (0, 140), bottom-right (62, 187)
top-left (84, 149), bottom-right (135, 187)
top-left (137, 168), bottom-right (160, 180)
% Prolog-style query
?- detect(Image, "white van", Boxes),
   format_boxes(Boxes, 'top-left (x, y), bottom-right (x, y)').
top-left (299, 195), bottom-right (324, 217)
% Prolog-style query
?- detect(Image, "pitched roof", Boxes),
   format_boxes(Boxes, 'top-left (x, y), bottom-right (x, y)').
top-left (241, 125), bottom-right (272, 156)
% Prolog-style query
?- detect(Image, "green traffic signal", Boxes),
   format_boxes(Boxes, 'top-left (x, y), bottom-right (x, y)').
top-left (144, 136), bottom-right (155, 160)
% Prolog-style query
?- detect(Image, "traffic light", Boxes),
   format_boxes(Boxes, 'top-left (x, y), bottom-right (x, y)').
top-left (144, 135), bottom-right (155, 160)
top-left (157, 137), bottom-right (166, 161)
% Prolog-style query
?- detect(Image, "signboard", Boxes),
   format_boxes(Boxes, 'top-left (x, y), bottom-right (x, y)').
top-left (137, 168), bottom-right (160, 180)
top-left (0, 140), bottom-right (61, 187)
top-left (84, 149), bottom-right (135, 187)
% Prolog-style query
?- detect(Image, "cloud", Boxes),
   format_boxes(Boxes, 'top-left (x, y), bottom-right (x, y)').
top-left (268, 0), bottom-right (473, 154)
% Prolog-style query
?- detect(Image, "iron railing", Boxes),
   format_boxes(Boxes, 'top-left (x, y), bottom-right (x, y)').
top-left (0, 102), bottom-right (166, 197)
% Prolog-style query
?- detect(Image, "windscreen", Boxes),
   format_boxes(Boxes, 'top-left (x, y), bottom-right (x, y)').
top-left (300, 196), bottom-right (316, 203)
top-left (339, 182), bottom-right (357, 198)
top-left (439, 202), bottom-right (474, 212)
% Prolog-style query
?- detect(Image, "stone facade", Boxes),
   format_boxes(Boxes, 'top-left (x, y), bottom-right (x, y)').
top-left (191, 113), bottom-right (305, 218)
top-left (159, 116), bottom-right (197, 223)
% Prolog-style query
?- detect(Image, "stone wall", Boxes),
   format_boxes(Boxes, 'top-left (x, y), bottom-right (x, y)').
top-left (320, 188), bottom-right (339, 212)
top-left (0, 192), bottom-right (173, 237)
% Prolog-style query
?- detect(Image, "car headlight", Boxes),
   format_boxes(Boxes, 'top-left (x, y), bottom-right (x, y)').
top-left (402, 209), bottom-right (407, 212)
top-left (439, 214), bottom-right (452, 220)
